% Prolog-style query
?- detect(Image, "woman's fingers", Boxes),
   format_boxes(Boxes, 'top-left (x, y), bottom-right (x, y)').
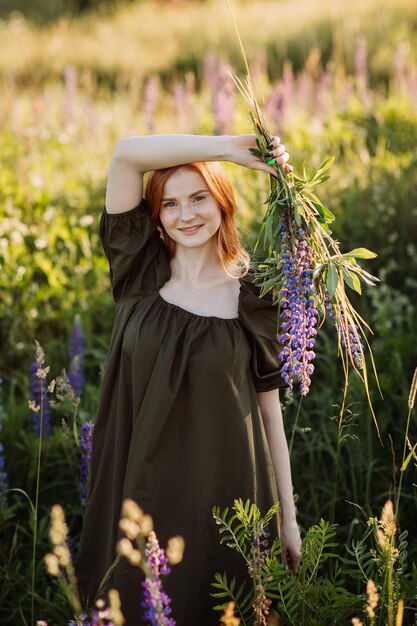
top-left (267, 136), bottom-right (281, 148)
top-left (282, 548), bottom-right (300, 574)
top-left (264, 136), bottom-right (291, 172)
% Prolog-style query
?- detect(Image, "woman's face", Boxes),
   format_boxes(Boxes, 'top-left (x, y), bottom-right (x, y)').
top-left (159, 168), bottom-right (222, 250)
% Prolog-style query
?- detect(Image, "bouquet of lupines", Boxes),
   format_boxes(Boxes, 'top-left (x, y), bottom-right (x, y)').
top-left (227, 1), bottom-right (380, 424)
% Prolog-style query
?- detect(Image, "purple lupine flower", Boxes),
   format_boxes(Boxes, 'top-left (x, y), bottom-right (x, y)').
top-left (203, 53), bottom-right (235, 135)
top-left (143, 75), bottom-right (159, 133)
top-left (248, 523), bottom-right (271, 574)
top-left (66, 534), bottom-right (75, 563)
top-left (69, 315), bottom-right (85, 397)
top-left (141, 531), bottom-right (176, 626)
top-left (79, 421), bottom-right (95, 505)
top-left (0, 378), bottom-right (8, 507)
top-left (323, 289), bottom-right (336, 321)
top-left (278, 222), bottom-right (318, 395)
top-left (264, 86), bottom-right (286, 128)
top-left (354, 38), bottom-right (372, 109)
top-left (248, 523), bottom-right (273, 624)
top-left (30, 357), bottom-right (52, 438)
top-left (68, 612), bottom-right (91, 626)
top-left (324, 290), bottom-right (364, 369)
top-left (62, 65), bottom-right (78, 123)
top-left (0, 443), bottom-right (8, 508)
top-left (338, 309), bottom-right (364, 370)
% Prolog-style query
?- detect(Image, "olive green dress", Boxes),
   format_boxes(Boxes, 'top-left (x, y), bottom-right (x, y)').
top-left (75, 198), bottom-right (288, 626)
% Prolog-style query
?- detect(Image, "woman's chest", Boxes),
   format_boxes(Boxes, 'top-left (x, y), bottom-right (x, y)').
top-left (158, 277), bottom-right (241, 319)
top-left (120, 295), bottom-right (252, 375)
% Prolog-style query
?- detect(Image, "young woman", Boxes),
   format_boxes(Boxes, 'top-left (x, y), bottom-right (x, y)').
top-left (75, 134), bottom-right (301, 626)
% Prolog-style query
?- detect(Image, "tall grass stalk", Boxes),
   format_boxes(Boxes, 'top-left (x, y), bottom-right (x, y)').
top-left (395, 366), bottom-right (417, 523)
top-left (26, 341), bottom-right (52, 624)
top-left (330, 376), bottom-right (350, 525)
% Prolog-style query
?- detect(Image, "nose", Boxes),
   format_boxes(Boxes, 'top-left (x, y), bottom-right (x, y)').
top-left (179, 202), bottom-right (197, 221)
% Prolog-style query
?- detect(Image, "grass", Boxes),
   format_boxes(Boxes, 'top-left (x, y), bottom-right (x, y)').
top-left (1, 0), bottom-right (417, 87)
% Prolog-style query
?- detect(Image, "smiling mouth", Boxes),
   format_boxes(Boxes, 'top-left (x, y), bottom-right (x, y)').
top-left (178, 225), bottom-right (204, 233)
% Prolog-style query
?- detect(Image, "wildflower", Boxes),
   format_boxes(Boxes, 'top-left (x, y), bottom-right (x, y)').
top-left (119, 518), bottom-right (141, 541)
top-left (337, 311), bottom-right (364, 370)
top-left (44, 552), bottom-right (60, 576)
top-left (30, 342), bottom-right (52, 438)
top-left (165, 536), bottom-right (185, 565)
top-left (141, 531), bottom-right (175, 625)
top-left (118, 537), bottom-right (134, 558)
top-left (220, 602), bottom-right (241, 626)
top-left (396, 598), bottom-right (404, 626)
top-left (108, 589), bottom-right (125, 626)
top-left (365, 579), bottom-right (379, 619)
top-left (324, 291), bottom-right (364, 369)
top-left (69, 315), bottom-right (85, 397)
top-left (378, 500), bottom-right (397, 542)
top-left (0, 443), bottom-right (8, 508)
top-left (143, 75), bottom-right (159, 132)
top-left (122, 498), bottom-right (144, 524)
top-left (118, 499), bottom-right (180, 625)
top-left (66, 534), bottom-right (75, 563)
top-left (49, 503), bottom-right (68, 546)
top-left (0, 378), bottom-right (9, 508)
top-left (247, 523), bottom-right (272, 625)
top-left (351, 619), bottom-right (363, 626)
top-left (278, 221), bottom-right (317, 395)
top-left (120, 498), bottom-right (153, 536)
top-left (44, 504), bottom-right (83, 617)
top-left (79, 421), bottom-right (95, 505)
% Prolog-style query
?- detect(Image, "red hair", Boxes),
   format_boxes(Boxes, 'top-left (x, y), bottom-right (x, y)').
top-left (144, 161), bottom-right (250, 277)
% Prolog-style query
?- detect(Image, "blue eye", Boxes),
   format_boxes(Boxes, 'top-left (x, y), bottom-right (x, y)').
top-left (162, 201), bottom-right (176, 209)
top-left (194, 195), bottom-right (206, 202)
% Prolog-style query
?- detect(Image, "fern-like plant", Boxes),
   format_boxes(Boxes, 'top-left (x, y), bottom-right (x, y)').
top-left (211, 501), bottom-right (356, 625)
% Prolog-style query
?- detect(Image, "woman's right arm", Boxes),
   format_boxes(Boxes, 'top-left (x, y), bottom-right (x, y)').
top-left (106, 134), bottom-right (289, 214)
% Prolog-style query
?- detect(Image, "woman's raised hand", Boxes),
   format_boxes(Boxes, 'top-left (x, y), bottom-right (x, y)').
top-left (229, 134), bottom-right (292, 176)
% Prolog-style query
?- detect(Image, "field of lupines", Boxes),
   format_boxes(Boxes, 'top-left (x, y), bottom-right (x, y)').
top-left (1, 0), bottom-right (417, 623)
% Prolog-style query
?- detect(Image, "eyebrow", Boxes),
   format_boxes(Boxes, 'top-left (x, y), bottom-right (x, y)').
top-left (161, 189), bottom-right (209, 201)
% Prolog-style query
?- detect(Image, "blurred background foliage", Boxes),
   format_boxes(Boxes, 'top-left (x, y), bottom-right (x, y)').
top-left (0, 0), bottom-right (417, 623)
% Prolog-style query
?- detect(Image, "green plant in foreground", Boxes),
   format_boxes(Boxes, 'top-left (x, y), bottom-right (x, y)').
top-left (211, 496), bottom-right (417, 625)
top-left (211, 498), bottom-right (356, 625)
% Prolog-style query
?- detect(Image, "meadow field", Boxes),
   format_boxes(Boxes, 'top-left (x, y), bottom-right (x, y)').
top-left (0, 0), bottom-right (417, 623)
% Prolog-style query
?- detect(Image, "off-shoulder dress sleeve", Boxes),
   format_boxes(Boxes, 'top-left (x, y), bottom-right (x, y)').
top-left (99, 198), bottom-right (170, 301)
top-left (239, 269), bottom-right (289, 393)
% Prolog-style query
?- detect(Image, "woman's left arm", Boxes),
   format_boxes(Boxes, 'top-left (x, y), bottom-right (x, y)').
top-left (257, 388), bottom-right (301, 574)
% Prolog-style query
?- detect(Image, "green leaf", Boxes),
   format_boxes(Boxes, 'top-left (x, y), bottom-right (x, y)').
top-left (341, 268), bottom-right (362, 294)
top-left (293, 203), bottom-right (302, 226)
top-left (312, 202), bottom-right (336, 223)
top-left (326, 263), bottom-right (339, 298)
top-left (344, 248), bottom-right (377, 259)
top-left (249, 147), bottom-right (263, 158)
top-left (401, 443), bottom-right (417, 471)
top-left (311, 156), bottom-right (335, 182)
top-left (312, 264), bottom-right (324, 280)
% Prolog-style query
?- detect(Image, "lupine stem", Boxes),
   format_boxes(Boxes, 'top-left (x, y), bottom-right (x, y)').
top-left (288, 396), bottom-right (303, 458)
top-left (31, 376), bottom-right (43, 625)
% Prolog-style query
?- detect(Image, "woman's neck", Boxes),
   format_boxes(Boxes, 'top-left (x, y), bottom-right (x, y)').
top-left (170, 241), bottom-right (224, 284)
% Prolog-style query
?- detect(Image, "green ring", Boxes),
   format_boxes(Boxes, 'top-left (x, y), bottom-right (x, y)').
top-left (267, 158), bottom-right (276, 166)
